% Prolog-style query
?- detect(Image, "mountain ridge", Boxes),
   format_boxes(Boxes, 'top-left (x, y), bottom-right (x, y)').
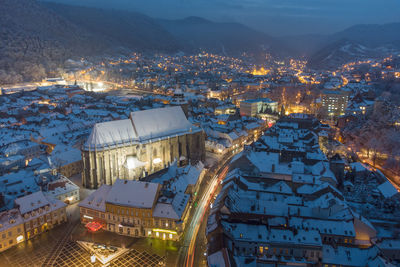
top-left (157, 16), bottom-right (287, 56)
top-left (1, 0), bottom-right (399, 83)
top-left (43, 2), bottom-right (181, 53)
top-left (279, 22), bottom-right (400, 69)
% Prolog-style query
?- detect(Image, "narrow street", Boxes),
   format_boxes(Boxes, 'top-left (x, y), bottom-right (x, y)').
top-left (176, 149), bottom-right (237, 267)
top-left (358, 156), bottom-right (400, 191)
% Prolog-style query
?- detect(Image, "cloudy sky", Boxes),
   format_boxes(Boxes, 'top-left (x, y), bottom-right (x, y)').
top-left (47, 0), bottom-right (400, 35)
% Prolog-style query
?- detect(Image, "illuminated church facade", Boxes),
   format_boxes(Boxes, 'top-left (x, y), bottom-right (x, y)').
top-left (81, 106), bottom-right (205, 189)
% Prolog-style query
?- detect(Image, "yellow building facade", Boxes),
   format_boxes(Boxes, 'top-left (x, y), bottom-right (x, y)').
top-left (0, 209), bottom-right (25, 252)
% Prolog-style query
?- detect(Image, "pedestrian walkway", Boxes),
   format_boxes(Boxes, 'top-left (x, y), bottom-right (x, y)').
top-left (42, 222), bottom-right (78, 266)
top-left (0, 224), bottom-right (66, 267)
top-left (51, 240), bottom-right (166, 267)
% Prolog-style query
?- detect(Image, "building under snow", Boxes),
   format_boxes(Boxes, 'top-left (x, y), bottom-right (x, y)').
top-left (81, 106), bottom-right (205, 189)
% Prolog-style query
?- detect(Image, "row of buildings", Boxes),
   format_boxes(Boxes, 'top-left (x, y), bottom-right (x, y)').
top-left (79, 160), bottom-right (205, 241)
top-left (207, 115), bottom-right (399, 266)
top-left (0, 191), bottom-right (67, 252)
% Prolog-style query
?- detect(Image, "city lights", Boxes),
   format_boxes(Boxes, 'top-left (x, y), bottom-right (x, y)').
top-left (0, 4), bottom-right (399, 265)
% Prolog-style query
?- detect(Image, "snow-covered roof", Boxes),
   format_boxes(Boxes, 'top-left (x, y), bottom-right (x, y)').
top-left (377, 239), bottom-right (400, 250)
top-left (15, 191), bottom-right (51, 214)
top-left (106, 179), bottom-right (160, 209)
top-left (377, 181), bottom-right (398, 198)
top-left (84, 106), bottom-right (200, 150)
top-left (0, 169), bottom-right (40, 211)
top-left (153, 202), bottom-right (180, 220)
top-left (153, 191), bottom-right (190, 221)
top-left (151, 162), bottom-right (204, 194)
top-left (266, 181), bottom-right (293, 195)
top-left (207, 249), bottom-right (231, 267)
top-left (45, 176), bottom-right (79, 197)
top-left (1, 140), bottom-right (41, 156)
top-left (297, 183), bottom-right (343, 197)
top-left (79, 184), bottom-right (112, 212)
top-left (246, 151), bottom-right (291, 175)
top-left (130, 106), bottom-right (193, 140)
top-left (84, 119), bottom-right (135, 150)
top-left (244, 122), bottom-right (262, 130)
top-left (350, 162), bottom-right (369, 172)
top-left (222, 221), bottom-right (322, 246)
top-left (0, 209), bottom-right (24, 232)
top-left (322, 245), bottom-right (379, 266)
top-left (50, 146), bottom-right (81, 166)
top-left (290, 217), bottom-right (355, 237)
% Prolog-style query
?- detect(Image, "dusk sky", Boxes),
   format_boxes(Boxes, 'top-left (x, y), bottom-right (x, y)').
top-left (47, 0), bottom-right (400, 35)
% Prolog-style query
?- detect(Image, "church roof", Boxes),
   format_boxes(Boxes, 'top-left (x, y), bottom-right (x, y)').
top-left (84, 106), bottom-right (200, 150)
top-left (130, 106), bottom-right (193, 141)
top-left (85, 119), bottom-right (135, 150)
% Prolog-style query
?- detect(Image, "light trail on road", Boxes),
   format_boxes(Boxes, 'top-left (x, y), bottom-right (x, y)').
top-left (184, 165), bottom-right (229, 267)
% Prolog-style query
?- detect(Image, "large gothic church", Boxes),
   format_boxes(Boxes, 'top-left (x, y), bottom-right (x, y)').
top-left (81, 106), bottom-right (205, 189)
